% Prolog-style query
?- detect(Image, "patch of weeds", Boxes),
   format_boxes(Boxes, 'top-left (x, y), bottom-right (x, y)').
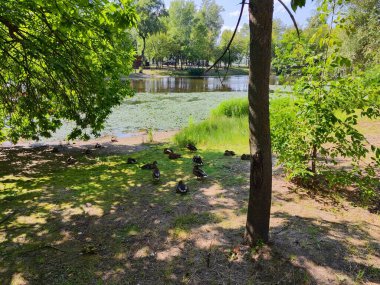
top-left (173, 212), bottom-right (221, 231)
top-left (355, 269), bottom-right (365, 283)
top-left (147, 128), bottom-right (154, 143)
top-left (164, 205), bottom-right (174, 214)
top-left (222, 175), bottom-right (247, 187)
top-left (250, 239), bottom-right (265, 255)
top-left (234, 206), bottom-right (248, 216)
top-left (119, 224), bottom-right (140, 237)
top-left (169, 212), bottom-right (221, 238)
top-left (306, 225), bottom-right (320, 237)
top-left (163, 261), bottom-right (174, 281)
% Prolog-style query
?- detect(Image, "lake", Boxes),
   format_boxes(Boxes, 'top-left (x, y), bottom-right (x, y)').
top-left (130, 75), bottom-right (279, 93)
top-left (9, 76), bottom-right (288, 143)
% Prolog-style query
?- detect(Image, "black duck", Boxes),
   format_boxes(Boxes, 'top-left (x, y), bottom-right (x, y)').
top-left (193, 165), bottom-right (207, 179)
top-left (152, 166), bottom-right (160, 180)
top-left (168, 153), bottom-right (182, 159)
top-left (176, 181), bottom-right (188, 194)
top-left (141, 161), bottom-right (157, 170)
top-left (163, 148), bottom-right (174, 154)
top-left (127, 157), bottom-right (137, 164)
top-left (241, 154), bottom-right (250, 160)
top-left (66, 156), bottom-right (77, 164)
top-left (224, 150), bottom-right (236, 156)
top-left (192, 155), bottom-right (203, 166)
top-left (186, 143), bottom-right (197, 151)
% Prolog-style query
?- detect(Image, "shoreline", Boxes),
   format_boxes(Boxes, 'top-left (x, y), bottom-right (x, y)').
top-left (0, 130), bottom-right (179, 150)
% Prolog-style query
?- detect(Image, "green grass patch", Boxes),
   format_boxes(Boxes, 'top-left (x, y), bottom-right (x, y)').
top-left (211, 97), bottom-right (248, 117)
top-left (174, 115), bottom-right (249, 152)
top-left (119, 223), bottom-right (141, 236)
top-left (173, 96), bottom-right (296, 153)
top-left (173, 212), bottom-right (221, 231)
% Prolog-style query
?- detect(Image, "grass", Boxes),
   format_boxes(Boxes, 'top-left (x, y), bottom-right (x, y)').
top-left (0, 142), bottom-right (251, 284)
top-left (174, 115), bottom-right (249, 152)
top-left (173, 96), bottom-right (295, 153)
top-left (1, 95), bottom-right (379, 284)
top-left (174, 97), bottom-right (249, 152)
top-left (211, 97), bottom-right (249, 117)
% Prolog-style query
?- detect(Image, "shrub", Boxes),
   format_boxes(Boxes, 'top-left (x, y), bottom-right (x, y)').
top-left (187, 68), bottom-right (204, 76)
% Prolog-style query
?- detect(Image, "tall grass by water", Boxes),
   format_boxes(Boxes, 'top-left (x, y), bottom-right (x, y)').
top-left (174, 97), bottom-right (295, 152)
top-left (174, 98), bottom-right (250, 152)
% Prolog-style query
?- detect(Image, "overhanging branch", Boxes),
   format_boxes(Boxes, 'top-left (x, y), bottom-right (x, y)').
top-left (205, 0), bottom-right (246, 73)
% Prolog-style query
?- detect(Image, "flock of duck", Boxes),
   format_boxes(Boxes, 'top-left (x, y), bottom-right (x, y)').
top-left (125, 143), bottom-right (206, 194)
top-left (59, 141), bottom-right (251, 195)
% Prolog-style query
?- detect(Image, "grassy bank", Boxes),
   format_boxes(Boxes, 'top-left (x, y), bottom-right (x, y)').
top-left (173, 97), bottom-right (295, 152)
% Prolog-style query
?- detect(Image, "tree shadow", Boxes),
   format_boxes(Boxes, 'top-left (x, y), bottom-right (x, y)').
top-left (271, 212), bottom-right (380, 284)
top-left (0, 144), bottom-right (378, 284)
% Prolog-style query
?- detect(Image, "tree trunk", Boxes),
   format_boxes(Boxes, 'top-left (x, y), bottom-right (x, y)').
top-left (311, 145), bottom-right (317, 173)
top-left (245, 0), bottom-right (274, 246)
top-left (141, 36), bottom-right (146, 62)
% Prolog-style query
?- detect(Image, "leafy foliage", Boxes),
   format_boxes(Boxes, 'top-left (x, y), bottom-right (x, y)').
top-left (0, 0), bottom-right (137, 142)
top-left (271, 0), bottom-right (380, 199)
top-left (135, 0), bottom-right (167, 58)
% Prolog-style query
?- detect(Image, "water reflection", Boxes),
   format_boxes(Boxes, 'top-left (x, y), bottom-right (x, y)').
top-left (130, 75), bottom-right (279, 93)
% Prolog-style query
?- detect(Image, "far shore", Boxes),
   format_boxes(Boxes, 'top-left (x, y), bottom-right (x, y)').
top-left (129, 66), bottom-right (249, 78)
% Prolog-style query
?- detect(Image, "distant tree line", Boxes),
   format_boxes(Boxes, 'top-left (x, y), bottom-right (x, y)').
top-left (134, 0), bottom-right (252, 69)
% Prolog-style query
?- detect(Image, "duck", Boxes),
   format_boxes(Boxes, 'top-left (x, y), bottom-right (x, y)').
top-left (66, 156), bottom-right (77, 164)
top-left (152, 166), bottom-right (160, 180)
top-left (163, 148), bottom-right (174, 154)
top-left (241, 154), bottom-right (250, 160)
top-left (127, 157), bottom-right (137, 164)
top-left (193, 165), bottom-right (207, 179)
top-left (168, 153), bottom-right (182, 159)
top-left (141, 161), bottom-right (157, 170)
top-left (176, 181), bottom-right (188, 194)
top-left (111, 136), bottom-right (118, 143)
top-left (94, 143), bottom-right (102, 149)
top-left (192, 155), bottom-right (204, 166)
top-left (187, 143), bottom-right (197, 151)
top-left (224, 150), bottom-right (236, 156)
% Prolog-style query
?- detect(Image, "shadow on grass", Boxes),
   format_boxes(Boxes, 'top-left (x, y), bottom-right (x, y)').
top-left (271, 212), bottom-right (380, 284)
top-left (0, 143), bottom-right (377, 284)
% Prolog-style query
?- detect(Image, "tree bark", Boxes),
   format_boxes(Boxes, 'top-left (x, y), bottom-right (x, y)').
top-left (311, 144), bottom-right (317, 173)
top-left (141, 35), bottom-right (146, 62)
top-left (245, 0), bottom-right (274, 246)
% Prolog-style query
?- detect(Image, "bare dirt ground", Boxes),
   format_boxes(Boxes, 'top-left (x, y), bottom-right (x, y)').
top-left (0, 130), bottom-right (379, 285)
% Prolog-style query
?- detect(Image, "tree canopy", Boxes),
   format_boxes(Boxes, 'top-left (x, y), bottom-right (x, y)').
top-left (135, 0), bottom-right (167, 59)
top-left (0, 0), bottom-right (137, 143)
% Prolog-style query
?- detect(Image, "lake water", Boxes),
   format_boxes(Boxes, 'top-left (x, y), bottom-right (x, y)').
top-left (130, 75), bottom-right (279, 93)
top-left (7, 76), bottom-right (288, 143)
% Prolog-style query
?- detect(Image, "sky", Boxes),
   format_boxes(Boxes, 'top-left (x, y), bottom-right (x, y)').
top-left (163, 0), bottom-right (318, 31)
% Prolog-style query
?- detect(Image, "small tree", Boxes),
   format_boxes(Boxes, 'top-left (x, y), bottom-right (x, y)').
top-left (271, 0), bottom-right (380, 199)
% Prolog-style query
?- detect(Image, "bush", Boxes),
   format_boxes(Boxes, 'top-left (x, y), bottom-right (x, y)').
top-left (187, 68), bottom-right (204, 76)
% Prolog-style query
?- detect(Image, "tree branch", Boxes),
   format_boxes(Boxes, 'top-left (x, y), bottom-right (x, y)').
top-left (277, 0), bottom-right (300, 39)
top-left (205, 0), bottom-right (246, 73)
